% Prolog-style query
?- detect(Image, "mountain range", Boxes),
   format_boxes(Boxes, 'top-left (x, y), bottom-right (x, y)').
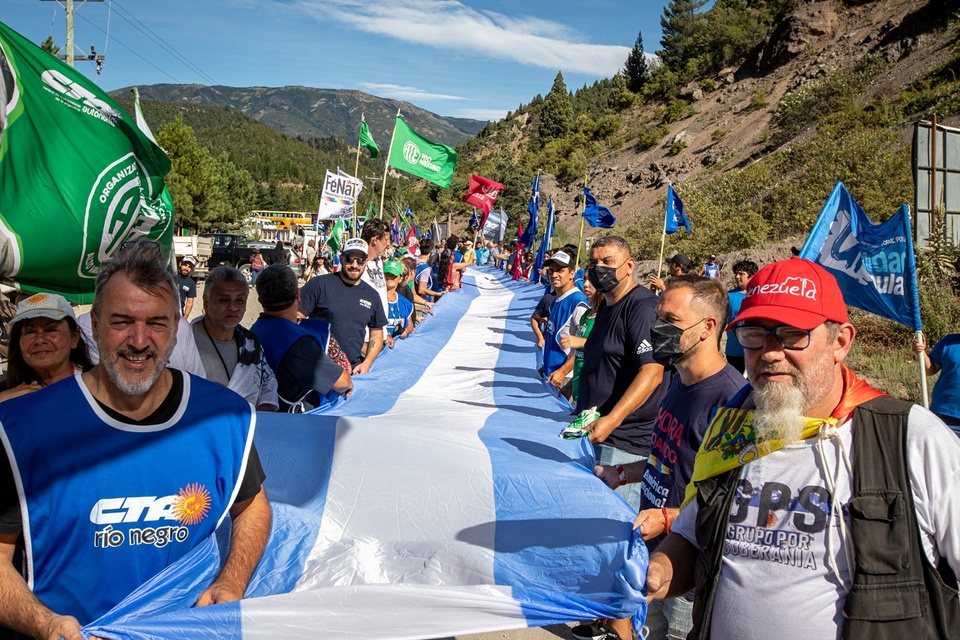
top-left (112, 84), bottom-right (485, 146)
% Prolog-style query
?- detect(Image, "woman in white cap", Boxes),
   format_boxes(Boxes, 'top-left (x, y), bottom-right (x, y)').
top-left (0, 293), bottom-right (92, 402)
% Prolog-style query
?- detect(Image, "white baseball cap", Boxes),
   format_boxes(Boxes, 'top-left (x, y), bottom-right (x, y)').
top-left (342, 238), bottom-right (369, 256)
top-left (11, 293), bottom-right (75, 325)
top-left (181, 255), bottom-right (197, 266)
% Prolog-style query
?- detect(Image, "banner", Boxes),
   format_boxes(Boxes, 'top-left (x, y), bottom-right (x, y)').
top-left (81, 268), bottom-right (647, 639)
top-left (388, 117), bottom-right (457, 188)
top-left (461, 174), bottom-right (503, 215)
top-left (583, 187), bottom-right (615, 228)
top-left (482, 207), bottom-right (508, 243)
top-left (665, 184), bottom-right (690, 234)
top-left (800, 182), bottom-right (922, 331)
top-left (318, 170), bottom-right (361, 220)
top-left (0, 21), bottom-right (174, 302)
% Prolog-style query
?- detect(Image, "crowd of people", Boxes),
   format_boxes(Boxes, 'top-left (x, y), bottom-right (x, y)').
top-left (0, 227), bottom-right (957, 640)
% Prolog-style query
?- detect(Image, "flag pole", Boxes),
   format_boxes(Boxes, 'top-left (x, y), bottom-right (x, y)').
top-left (353, 114), bottom-right (364, 239)
top-left (378, 109), bottom-right (401, 222)
top-left (656, 183), bottom-right (671, 279)
top-left (917, 330), bottom-right (929, 408)
top-left (575, 175), bottom-right (587, 267)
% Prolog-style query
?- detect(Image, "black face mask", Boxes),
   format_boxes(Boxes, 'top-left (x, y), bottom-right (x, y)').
top-left (587, 264), bottom-right (620, 293)
top-left (651, 318), bottom-right (704, 366)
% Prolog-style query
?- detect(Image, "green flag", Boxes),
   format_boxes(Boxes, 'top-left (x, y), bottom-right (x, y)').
top-left (387, 116), bottom-right (457, 188)
top-left (328, 219), bottom-right (345, 254)
top-left (359, 120), bottom-right (379, 159)
top-left (0, 21), bottom-right (174, 303)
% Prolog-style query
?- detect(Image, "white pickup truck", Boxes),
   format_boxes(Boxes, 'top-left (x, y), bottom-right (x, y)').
top-left (173, 235), bottom-right (214, 279)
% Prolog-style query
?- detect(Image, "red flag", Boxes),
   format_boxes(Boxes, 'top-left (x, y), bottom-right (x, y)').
top-left (461, 175), bottom-right (504, 221)
top-left (512, 217), bottom-right (525, 280)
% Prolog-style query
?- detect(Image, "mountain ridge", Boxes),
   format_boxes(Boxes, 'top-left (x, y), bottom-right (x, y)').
top-left (111, 83), bottom-right (485, 146)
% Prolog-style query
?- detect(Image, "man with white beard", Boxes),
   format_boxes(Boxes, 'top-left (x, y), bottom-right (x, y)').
top-left (0, 242), bottom-right (271, 639)
top-left (644, 258), bottom-right (960, 640)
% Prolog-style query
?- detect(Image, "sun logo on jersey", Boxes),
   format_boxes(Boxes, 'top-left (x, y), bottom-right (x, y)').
top-left (171, 483), bottom-right (211, 525)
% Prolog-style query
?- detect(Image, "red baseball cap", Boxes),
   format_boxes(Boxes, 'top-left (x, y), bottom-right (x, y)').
top-left (726, 258), bottom-right (848, 331)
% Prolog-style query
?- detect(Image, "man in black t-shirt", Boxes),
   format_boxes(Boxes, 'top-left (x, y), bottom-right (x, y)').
top-left (251, 265), bottom-right (353, 412)
top-left (593, 276), bottom-right (746, 640)
top-left (575, 236), bottom-right (670, 510)
top-left (0, 242), bottom-right (270, 639)
top-left (299, 238), bottom-right (387, 375)
top-left (177, 255), bottom-right (198, 318)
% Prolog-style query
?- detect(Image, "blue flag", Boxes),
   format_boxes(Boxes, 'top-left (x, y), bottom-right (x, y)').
top-left (534, 197), bottom-right (556, 279)
top-left (799, 182), bottom-right (921, 331)
top-left (404, 206), bottom-right (415, 220)
top-left (665, 185), bottom-right (690, 234)
top-left (583, 187), bottom-right (616, 228)
top-left (468, 210), bottom-right (480, 231)
top-left (518, 174), bottom-right (540, 247)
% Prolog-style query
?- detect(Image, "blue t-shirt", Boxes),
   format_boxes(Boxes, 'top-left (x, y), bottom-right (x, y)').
top-left (576, 285), bottom-right (672, 456)
top-left (639, 365), bottom-right (747, 549)
top-left (930, 333), bottom-right (960, 419)
top-left (386, 295), bottom-right (414, 338)
top-left (298, 273), bottom-right (388, 366)
top-left (725, 288), bottom-right (747, 358)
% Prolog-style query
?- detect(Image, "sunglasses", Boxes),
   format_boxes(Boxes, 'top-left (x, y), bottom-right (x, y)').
top-left (342, 254), bottom-right (366, 265)
top-left (733, 325), bottom-right (812, 351)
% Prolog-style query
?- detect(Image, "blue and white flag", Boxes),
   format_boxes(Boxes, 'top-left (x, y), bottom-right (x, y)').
top-left (799, 181), bottom-right (922, 331)
top-left (534, 197), bottom-right (556, 279)
top-left (665, 185), bottom-right (690, 234)
top-left (469, 209), bottom-right (480, 231)
top-left (583, 187), bottom-right (616, 229)
top-left (82, 268), bottom-right (647, 639)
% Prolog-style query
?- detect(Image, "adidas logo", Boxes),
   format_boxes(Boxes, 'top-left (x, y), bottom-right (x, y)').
top-left (636, 340), bottom-right (652, 355)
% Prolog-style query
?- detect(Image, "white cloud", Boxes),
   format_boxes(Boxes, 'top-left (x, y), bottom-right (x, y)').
top-left (292, 0), bottom-right (629, 76)
top-left (452, 108), bottom-right (509, 121)
top-left (361, 83), bottom-right (465, 101)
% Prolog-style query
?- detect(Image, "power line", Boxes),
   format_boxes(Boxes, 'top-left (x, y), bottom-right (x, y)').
top-left (109, 0), bottom-right (218, 85)
top-left (70, 9), bottom-right (181, 83)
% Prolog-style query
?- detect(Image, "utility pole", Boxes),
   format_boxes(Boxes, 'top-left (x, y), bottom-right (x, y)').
top-left (40, 0), bottom-right (105, 72)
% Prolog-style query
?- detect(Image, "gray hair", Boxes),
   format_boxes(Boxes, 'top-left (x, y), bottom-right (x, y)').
top-left (204, 265), bottom-right (247, 300)
top-left (92, 241), bottom-right (180, 319)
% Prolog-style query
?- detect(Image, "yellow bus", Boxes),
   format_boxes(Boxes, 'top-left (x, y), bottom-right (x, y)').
top-left (252, 211), bottom-right (314, 230)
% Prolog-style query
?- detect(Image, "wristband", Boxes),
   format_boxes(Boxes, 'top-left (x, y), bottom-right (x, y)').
top-left (662, 507), bottom-right (671, 534)
top-left (615, 464), bottom-right (626, 485)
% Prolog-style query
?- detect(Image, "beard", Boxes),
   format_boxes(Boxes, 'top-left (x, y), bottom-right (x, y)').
top-left (100, 343), bottom-right (173, 397)
top-left (750, 356), bottom-right (834, 444)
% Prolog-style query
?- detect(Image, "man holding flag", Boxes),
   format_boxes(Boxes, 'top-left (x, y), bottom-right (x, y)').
top-left (646, 258), bottom-right (960, 639)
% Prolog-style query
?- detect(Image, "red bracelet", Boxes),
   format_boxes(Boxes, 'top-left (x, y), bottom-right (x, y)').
top-left (662, 507), bottom-right (671, 534)
top-left (615, 464), bottom-right (626, 485)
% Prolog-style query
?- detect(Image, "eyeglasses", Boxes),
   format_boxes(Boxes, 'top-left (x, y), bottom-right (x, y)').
top-left (342, 254), bottom-right (365, 265)
top-left (733, 325), bottom-right (812, 351)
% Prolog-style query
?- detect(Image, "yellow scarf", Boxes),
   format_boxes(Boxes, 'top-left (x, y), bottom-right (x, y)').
top-left (681, 365), bottom-right (885, 509)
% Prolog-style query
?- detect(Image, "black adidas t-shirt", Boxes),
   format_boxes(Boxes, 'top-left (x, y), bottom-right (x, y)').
top-left (575, 284), bottom-right (671, 456)
top-left (0, 369), bottom-right (265, 534)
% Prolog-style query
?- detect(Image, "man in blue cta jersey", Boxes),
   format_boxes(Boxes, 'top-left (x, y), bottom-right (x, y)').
top-left (0, 242), bottom-right (271, 639)
top-left (543, 250), bottom-right (590, 387)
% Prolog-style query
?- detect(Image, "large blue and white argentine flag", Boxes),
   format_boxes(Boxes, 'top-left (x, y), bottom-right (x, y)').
top-left (84, 268), bottom-right (647, 639)
top-left (800, 181), bottom-right (922, 331)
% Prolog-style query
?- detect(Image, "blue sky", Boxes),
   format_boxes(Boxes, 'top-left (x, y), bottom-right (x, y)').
top-left (3, 0), bottom-right (669, 121)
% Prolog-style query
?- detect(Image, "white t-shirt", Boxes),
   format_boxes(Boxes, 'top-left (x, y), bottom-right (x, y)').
top-left (672, 405), bottom-right (960, 639)
top-left (361, 256), bottom-right (389, 339)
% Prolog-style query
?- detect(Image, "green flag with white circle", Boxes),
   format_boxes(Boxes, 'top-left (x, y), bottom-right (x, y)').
top-left (0, 21), bottom-right (174, 303)
top-left (387, 116), bottom-right (457, 189)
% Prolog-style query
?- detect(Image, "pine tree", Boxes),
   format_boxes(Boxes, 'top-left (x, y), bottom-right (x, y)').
top-left (624, 31), bottom-right (649, 93)
top-left (538, 72), bottom-right (573, 143)
top-left (659, 0), bottom-right (708, 72)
